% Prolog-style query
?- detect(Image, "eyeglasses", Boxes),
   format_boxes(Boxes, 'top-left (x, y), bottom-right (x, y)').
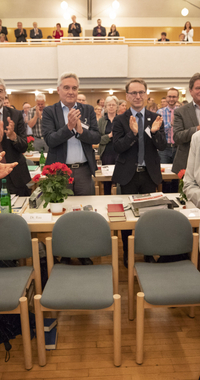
top-left (127, 91), bottom-right (146, 97)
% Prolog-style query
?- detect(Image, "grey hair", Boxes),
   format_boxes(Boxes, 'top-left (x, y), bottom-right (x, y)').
top-left (35, 93), bottom-right (46, 101)
top-left (119, 99), bottom-right (127, 106)
top-left (104, 95), bottom-right (119, 108)
top-left (0, 78), bottom-right (6, 90)
top-left (57, 72), bottom-right (80, 87)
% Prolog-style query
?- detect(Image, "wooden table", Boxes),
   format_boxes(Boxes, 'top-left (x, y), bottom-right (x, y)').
top-left (22, 194), bottom-right (200, 234)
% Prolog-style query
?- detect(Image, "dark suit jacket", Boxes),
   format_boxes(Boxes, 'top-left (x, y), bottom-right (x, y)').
top-left (172, 101), bottom-right (198, 174)
top-left (42, 102), bottom-right (101, 175)
top-left (30, 28), bottom-right (43, 39)
top-left (112, 109), bottom-right (167, 186)
top-left (1, 26), bottom-right (8, 39)
top-left (92, 26), bottom-right (106, 37)
top-left (1, 107), bottom-right (30, 188)
top-left (14, 28), bottom-right (27, 42)
top-left (68, 23), bottom-right (81, 37)
top-left (158, 38), bottom-right (170, 41)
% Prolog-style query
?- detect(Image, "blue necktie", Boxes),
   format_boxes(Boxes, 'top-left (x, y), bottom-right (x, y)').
top-left (136, 112), bottom-right (144, 166)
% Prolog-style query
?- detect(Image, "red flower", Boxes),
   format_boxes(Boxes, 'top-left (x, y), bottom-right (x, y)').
top-left (32, 174), bottom-right (41, 182)
top-left (68, 177), bottom-right (74, 184)
top-left (27, 136), bottom-right (35, 143)
top-left (178, 169), bottom-right (186, 179)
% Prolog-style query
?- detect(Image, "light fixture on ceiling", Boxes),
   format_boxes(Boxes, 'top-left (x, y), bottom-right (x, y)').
top-left (182, 89), bottom-right (186, 95)
top-left (181, 8), bottom-right (189, 16)
top-left (147, 89), bottom-right (150, 95)
top-left (61, 1), bottom-right (68, 10)
top-left (48, 89), bottom-right (54, 94)
top-left (109, 9), bottom-right (116, 19)
top-left (112, 0), bottom-right (120, 10)
top-left (34, 90), bottom-right (40, 97)
top-left (109, 89), bottom-right (114, 95)
top-left (6, 89), bottom-right (12, 95)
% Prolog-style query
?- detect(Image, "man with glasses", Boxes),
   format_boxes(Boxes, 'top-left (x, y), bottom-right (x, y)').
top-left (113, 78), bottom-right (166, 267)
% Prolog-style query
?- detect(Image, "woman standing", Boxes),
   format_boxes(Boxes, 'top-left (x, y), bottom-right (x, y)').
top-left (98, 96), bottom-right (119, 194)
top-left (182, 21), bottom-right (193, 42)
top-left (117, 100), bottom-right (127, 115)
top-left (108, 24), bottom-right (120, 40)
top-left (94, 105), bottom-right (102, 122)
top-left (53, 23), bottom-right (64, 39)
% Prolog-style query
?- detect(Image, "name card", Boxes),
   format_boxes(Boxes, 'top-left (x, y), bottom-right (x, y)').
top-left (22, 213), bottom-right (52, 222)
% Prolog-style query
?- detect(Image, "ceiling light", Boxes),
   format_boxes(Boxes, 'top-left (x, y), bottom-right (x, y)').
top-left (6, 89), bottom-right (12, 95)
top-left (112, 0), bottom-right (120, 10)
top-left (109, 10), bottom-right (116, 19)
top-left (48, 89), bottom-right (54, 94)
top-left (109, 90), bottom-right (114, 95)
top-left (61, 1), bottom-right (68, 10)
top-left (147, 89), bottom-right (150, 95)
top-left (34, 90), bottom-right (40, 97)
top-left (182, 89), bottom-right (186, 95)
top-left (181, 8), bottom-right (189, 16)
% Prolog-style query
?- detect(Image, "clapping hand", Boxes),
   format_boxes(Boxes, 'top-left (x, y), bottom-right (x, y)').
top-left (151, 116), bottom-right (163, 133)
top-left (129, 115), bottom-right (138, 136)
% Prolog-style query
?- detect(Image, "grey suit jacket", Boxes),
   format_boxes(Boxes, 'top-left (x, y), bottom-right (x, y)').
top-left (172, 101), bottom-right (198, 174)
top-left (183, 130), bottom-right (200, 208)
top-left (42, 102), bottom-right (101, 175)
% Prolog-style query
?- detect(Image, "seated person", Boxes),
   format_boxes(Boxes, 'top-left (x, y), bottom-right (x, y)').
top-left (158, 32), bottom-right (170, 42)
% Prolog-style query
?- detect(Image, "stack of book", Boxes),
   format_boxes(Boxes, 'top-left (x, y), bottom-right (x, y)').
top-left (107, 203), bottom-right (126, 222)
top-left (44, 318), bottom-right (58, 350)
top-left (129, 192), bottom-right (172, 217)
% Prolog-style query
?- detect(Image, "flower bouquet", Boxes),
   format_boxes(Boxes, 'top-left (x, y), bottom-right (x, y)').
top-left (178, 169), bottom-right (187, 203)
top-left (32, 162), bottom-right (74, 209)
top-left (27, 136), bottom-right (35, 152)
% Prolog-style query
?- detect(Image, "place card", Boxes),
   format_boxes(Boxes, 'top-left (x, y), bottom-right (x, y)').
top-left (22, 213), bottom-right (52, 222)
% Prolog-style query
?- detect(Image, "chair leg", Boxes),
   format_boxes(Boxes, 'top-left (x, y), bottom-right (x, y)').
top-left (34, 295), bottom-right (46, 367)
top-left (128, 236), bottom-right (134, 321)
top-left (189, 306), bottom-right (195, 318)
top-left (113, 294), bottom-right (121, 367)
top-left (136, 292), bottom-right (144, 365)
top-left (19, 297), bottom-right (32, 370)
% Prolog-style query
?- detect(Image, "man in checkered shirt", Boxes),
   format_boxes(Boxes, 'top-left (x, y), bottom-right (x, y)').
top-left (28, 93), bottom-right (48, 152)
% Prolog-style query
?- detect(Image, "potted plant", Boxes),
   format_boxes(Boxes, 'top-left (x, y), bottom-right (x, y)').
top-left (27, 136), bottom-right (35, 155)
top-left (32, 162), bottom-right (74, 213)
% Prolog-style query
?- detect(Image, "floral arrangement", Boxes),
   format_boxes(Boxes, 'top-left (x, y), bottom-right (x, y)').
top-left (27, 136), bottom-right (35, 152)
top-left (32, 162), bottom-right (74, 208)
top-left (178, 169), bottom-right (187, 202)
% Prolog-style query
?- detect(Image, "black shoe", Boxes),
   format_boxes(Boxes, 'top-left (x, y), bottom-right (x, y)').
top-left (78, 258), bottom-right (93, 265)
top-left (144, 255), bottom-right (156, 263)
top-left (60, 257), bottom-right (71, 265)
top-left (123, 251), bottom-right (128, 269)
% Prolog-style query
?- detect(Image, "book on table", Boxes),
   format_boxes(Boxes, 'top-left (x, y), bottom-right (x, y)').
top-left (129, 193), bottom-right (172, 217)
top-left (107, 203), bottom-right (126, 222)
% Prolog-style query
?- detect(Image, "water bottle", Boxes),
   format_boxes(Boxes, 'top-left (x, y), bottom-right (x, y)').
top-left (1, 179), bottom-right (11, 213)
top-left (39, 149), bottom-right (46, 171)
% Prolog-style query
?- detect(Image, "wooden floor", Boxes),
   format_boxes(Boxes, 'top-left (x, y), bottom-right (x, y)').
top-left (1, 236), bottom-right (200, 380)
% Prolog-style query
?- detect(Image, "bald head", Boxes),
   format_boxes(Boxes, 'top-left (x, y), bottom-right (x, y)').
top-left (77, 93), bottom-right (87, 104)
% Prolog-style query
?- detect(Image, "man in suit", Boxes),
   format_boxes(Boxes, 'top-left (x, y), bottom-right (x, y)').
top-left (68, 15), bottom-right (81, 37)
top-left (0, 19), bottom-right (8, 41)
top-left (30, 22), bottom-right (43, 40)
top-left (14, 22), bottom-right (27, 42)
top-left (42, 72), bottom-right (101, 265)
top-left (113, 78), bottom-right (167, 267)
top-left (93, 19), bottom-right (106, 38)
top-left (183, 130), bottom-right (200, 208)
top-left (172, 72), bottom-right (200, 174)
top-left (0, 78), bottom-right (31, 195)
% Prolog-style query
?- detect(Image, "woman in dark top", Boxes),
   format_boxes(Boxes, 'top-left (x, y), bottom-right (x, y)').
top-left (98, 96), bottom-right (119, 194)
top-left (108, 24), bottom-right (120, 39)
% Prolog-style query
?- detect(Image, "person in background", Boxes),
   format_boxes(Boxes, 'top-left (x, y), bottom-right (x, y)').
top-left (28, 93), bottom-right (48, 152)
top-left (108, 24), bottom-right (120, 39)
top-left (172, 72), bottom-right (200, 174)
top-left (94, 105), bottom-right (102, 121)
top-left (93, 19), bottom-right (106, 38)
top-left (77, 94), bottom-right (87, 104)
top-left (14, 22), bottom-right (27, 42)
top-left (117, 100), bottom-right (127, 115)
top-left (53, 23), bottom-right (63, 39)
top-left (0, 33), bottom-right (7, 43)
top-left (30, 22), bottom-right (43, 40)
top-left (179, 33), bottom-right (185, 42)
top-left (0, 19), bottom-right (8, 41)
top-left (97, 98), bottom-right (105, 116)
top-left (68, 15), bottom-right (81, 37)
top-left (146, 96), bottom-right (154, 107)
top-left (22, 102), bottom-right (32, 135)
top-left (182, 21), bottom-right (193, 42)
top-left (183, 130), bottom-right (200, 207)
top-left (98, 96), bottom-right (119, 195)
top-left (182, 100), bottom-right (188, 105)
top-left (147, 102), bottom-right (158, 113)
top-left (0, 78), bottom-right (31, 195)
top-left (158, 32), bottom-right (170, 42)
top-left (3, 96), bottom-right (11, 107)
top-left (159, 97), bottom-right (168, 109)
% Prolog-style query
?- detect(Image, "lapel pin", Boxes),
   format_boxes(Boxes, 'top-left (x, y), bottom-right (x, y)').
top-left (147, 118), bottom-right (151, 121)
